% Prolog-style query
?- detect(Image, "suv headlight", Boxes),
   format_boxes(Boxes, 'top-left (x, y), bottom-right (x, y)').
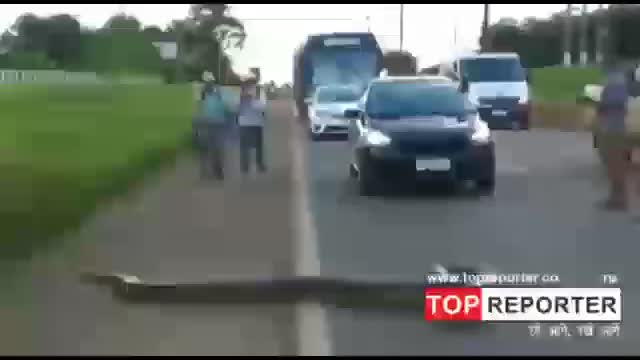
top-left (468, 113), bottom-right (491, 144)
top-left (364, 129), bottom-right (392, 146)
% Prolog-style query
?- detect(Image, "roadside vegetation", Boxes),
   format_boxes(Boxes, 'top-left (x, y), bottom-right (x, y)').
top-left (0, 84), bottom-right (193, 259)
top-left (482, 5), bottom-right (640, 130)
top-left (0, 4), bottom-right (248, 260)
top-left (531, 67), bottom-right (603, 131)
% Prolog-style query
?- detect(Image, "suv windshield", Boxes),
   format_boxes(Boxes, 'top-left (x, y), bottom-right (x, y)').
top-left (460, 57), bottom-right (526, 82)
top-left (316, 87), bottom-right (361, 103)
top-left (365, 82), bottom-right (476, 119)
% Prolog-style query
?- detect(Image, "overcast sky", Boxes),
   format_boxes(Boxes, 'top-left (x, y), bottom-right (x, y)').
top-left (0, 4), bottom-right (578, 83)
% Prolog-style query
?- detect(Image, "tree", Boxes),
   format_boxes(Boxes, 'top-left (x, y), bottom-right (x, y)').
top-left (383, 50), bottom-right (417, 75)
top-left (481, 5), bottom-right (640, 68)
top-left (0, 30), bottom-right (15, 54)
top-left (11, 14), bottom-right (48, 52)
top-left (9, 13), bottom-right (82, 69)
top-left (178, 4), bottom-right (247, 82)
top-left (103, 13), bottom-right (141, 32)
top-left (46, 14), bottom-right (82, 68)
top-left (142, 25), bottom-right (164, 40)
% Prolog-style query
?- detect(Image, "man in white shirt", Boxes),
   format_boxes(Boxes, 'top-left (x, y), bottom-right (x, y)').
top-left (237, 81), bottom-right (267, 174)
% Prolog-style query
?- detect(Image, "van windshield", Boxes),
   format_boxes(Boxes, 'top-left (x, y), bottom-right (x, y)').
top-left (459, 57), bottom-right (526, 83)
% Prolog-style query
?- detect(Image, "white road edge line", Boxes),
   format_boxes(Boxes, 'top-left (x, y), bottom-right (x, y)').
top-left (291, 112), bottom-right (332, 356)
top-left (433, 263), bottom-right (448, 275)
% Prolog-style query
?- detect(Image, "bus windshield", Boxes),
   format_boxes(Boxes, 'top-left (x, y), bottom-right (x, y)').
top-left (459, 57), bottom-right (526, 83)
top-left (309, 48), bottom-right (378, 94)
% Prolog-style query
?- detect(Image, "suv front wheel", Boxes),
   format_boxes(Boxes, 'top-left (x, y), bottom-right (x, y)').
top-left (357, 156), bottom-right (383, 196)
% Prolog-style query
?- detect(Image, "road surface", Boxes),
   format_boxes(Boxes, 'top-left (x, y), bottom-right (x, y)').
top-left (305, 128), bottom-right (640, 355)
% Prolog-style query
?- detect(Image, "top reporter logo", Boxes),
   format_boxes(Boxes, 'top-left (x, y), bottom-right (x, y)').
top-left (425, 287), bottom-right (622, 322)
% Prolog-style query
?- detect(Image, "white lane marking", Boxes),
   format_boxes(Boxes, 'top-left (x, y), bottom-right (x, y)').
top-left (433, 263), bottom-right (448, 275)
top-left (290, 110), bottom-right (332, 356)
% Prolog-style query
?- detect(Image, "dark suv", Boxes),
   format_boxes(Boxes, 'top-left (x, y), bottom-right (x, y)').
top-left (343, 77), bottom-right (496, 195)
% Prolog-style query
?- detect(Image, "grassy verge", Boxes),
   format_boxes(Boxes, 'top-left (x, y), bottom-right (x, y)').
top-left (0, 84), bottom-right (194, 260)
top-left (530, 66), bottom-right (603, 131)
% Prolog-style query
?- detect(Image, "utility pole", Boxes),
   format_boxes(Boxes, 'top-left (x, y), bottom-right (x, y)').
top-left (218, 39), bottom-right (228, 85)
top-left (579, 4), bottom-right (588, 66)
top-left (482, 4), bottom-right (490, 39)
top-left (399, 4), bottom-right (404, 51)
top-left (595, 4), bottom-right (605, 65)
top-left (366, 16), bottom-right (371, 32)
top-left (605, 4), bottom-right (615, 67)
top-left (454, 24), bottom-right (458, 49)
top-left (563, 4), bottom-right (573, 67)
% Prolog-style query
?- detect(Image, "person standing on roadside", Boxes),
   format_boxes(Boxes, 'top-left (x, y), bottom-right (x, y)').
top-left (597, 66), bottom-right (631, 211)
top-left (194, 75), bottom-right (229, 180)
top-left (237, 80), bottom-right (267, 175)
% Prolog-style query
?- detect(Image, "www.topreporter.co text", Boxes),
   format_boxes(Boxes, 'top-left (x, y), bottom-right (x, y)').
top-left (425, 272), bottom-right (561, 286)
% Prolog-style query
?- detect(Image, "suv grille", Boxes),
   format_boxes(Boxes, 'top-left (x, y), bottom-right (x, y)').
top-left (394, 134), bottom-right (469, 156)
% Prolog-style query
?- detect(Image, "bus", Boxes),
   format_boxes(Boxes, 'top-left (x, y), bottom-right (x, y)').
top-left (292, 32), bottom-right (384, 121)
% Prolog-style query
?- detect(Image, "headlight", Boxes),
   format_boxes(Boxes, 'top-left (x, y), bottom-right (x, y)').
top-left (468, 113), bottom-right (491, 144)
top-left (364, 129), bottom-right (392, 147)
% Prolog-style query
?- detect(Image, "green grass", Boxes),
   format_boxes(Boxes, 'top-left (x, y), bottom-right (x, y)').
top-left (528, 67), bottom-right (603, 130)
top-left (0, 84), bottom-right (194, 260)
top-left (531, 66), bottom-right (604, 103)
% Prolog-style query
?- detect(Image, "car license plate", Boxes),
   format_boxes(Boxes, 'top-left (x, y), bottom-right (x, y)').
top-left (632, 148), bottom-right (640, 165)
top-left (492, 110), bottom-right (508, 116)
top-left (330, 117), bottom-right (348, 126)
top-left (416, 159), bottom-right (451, 171)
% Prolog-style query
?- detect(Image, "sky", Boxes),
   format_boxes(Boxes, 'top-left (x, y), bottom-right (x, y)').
top-left (0, 4), bottom-right (578, 84)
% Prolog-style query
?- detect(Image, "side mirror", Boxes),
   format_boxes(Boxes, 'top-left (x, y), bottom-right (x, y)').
top-left (526, 71), bottom-right (532, 84)
top-left (344, 109), bottom-right (361, 119)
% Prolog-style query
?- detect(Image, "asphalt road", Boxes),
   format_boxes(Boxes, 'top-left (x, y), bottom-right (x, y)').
top-left (305, 129), bottom-right (640, 355)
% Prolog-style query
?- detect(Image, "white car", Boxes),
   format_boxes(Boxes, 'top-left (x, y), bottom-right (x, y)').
top-left (307, 85), bottom-right (364, 140)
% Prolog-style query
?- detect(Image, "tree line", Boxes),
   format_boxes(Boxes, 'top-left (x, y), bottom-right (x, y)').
top-left (480, 4), bottom-right (640, 69)
top-left (0, 4), bottom-right (247, 83)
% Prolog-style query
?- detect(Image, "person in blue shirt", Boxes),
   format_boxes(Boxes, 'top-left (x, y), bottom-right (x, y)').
top-left (597, 65), bottom-right (631, 210)
top-left (194, 79), bottom-right (229, 180)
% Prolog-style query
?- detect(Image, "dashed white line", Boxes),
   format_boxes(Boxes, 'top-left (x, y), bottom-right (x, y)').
top-left (290, 110), bottom-right (332, 356)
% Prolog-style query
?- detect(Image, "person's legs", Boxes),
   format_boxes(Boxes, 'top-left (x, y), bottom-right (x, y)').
top-left (601, 140), bottom-right (629, 210)
top-left (239, 126), bottom-right (251, 174)
top-left (254, 126), bottom-right (266, 172)
top-left (211, 124), bottom-right (225, 180)
top-left (199, 125), bottom-right (214, 179)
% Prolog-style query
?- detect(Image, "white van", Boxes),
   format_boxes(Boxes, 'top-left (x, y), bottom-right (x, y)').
top-left (440, 52), bottom-right (531, 130)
